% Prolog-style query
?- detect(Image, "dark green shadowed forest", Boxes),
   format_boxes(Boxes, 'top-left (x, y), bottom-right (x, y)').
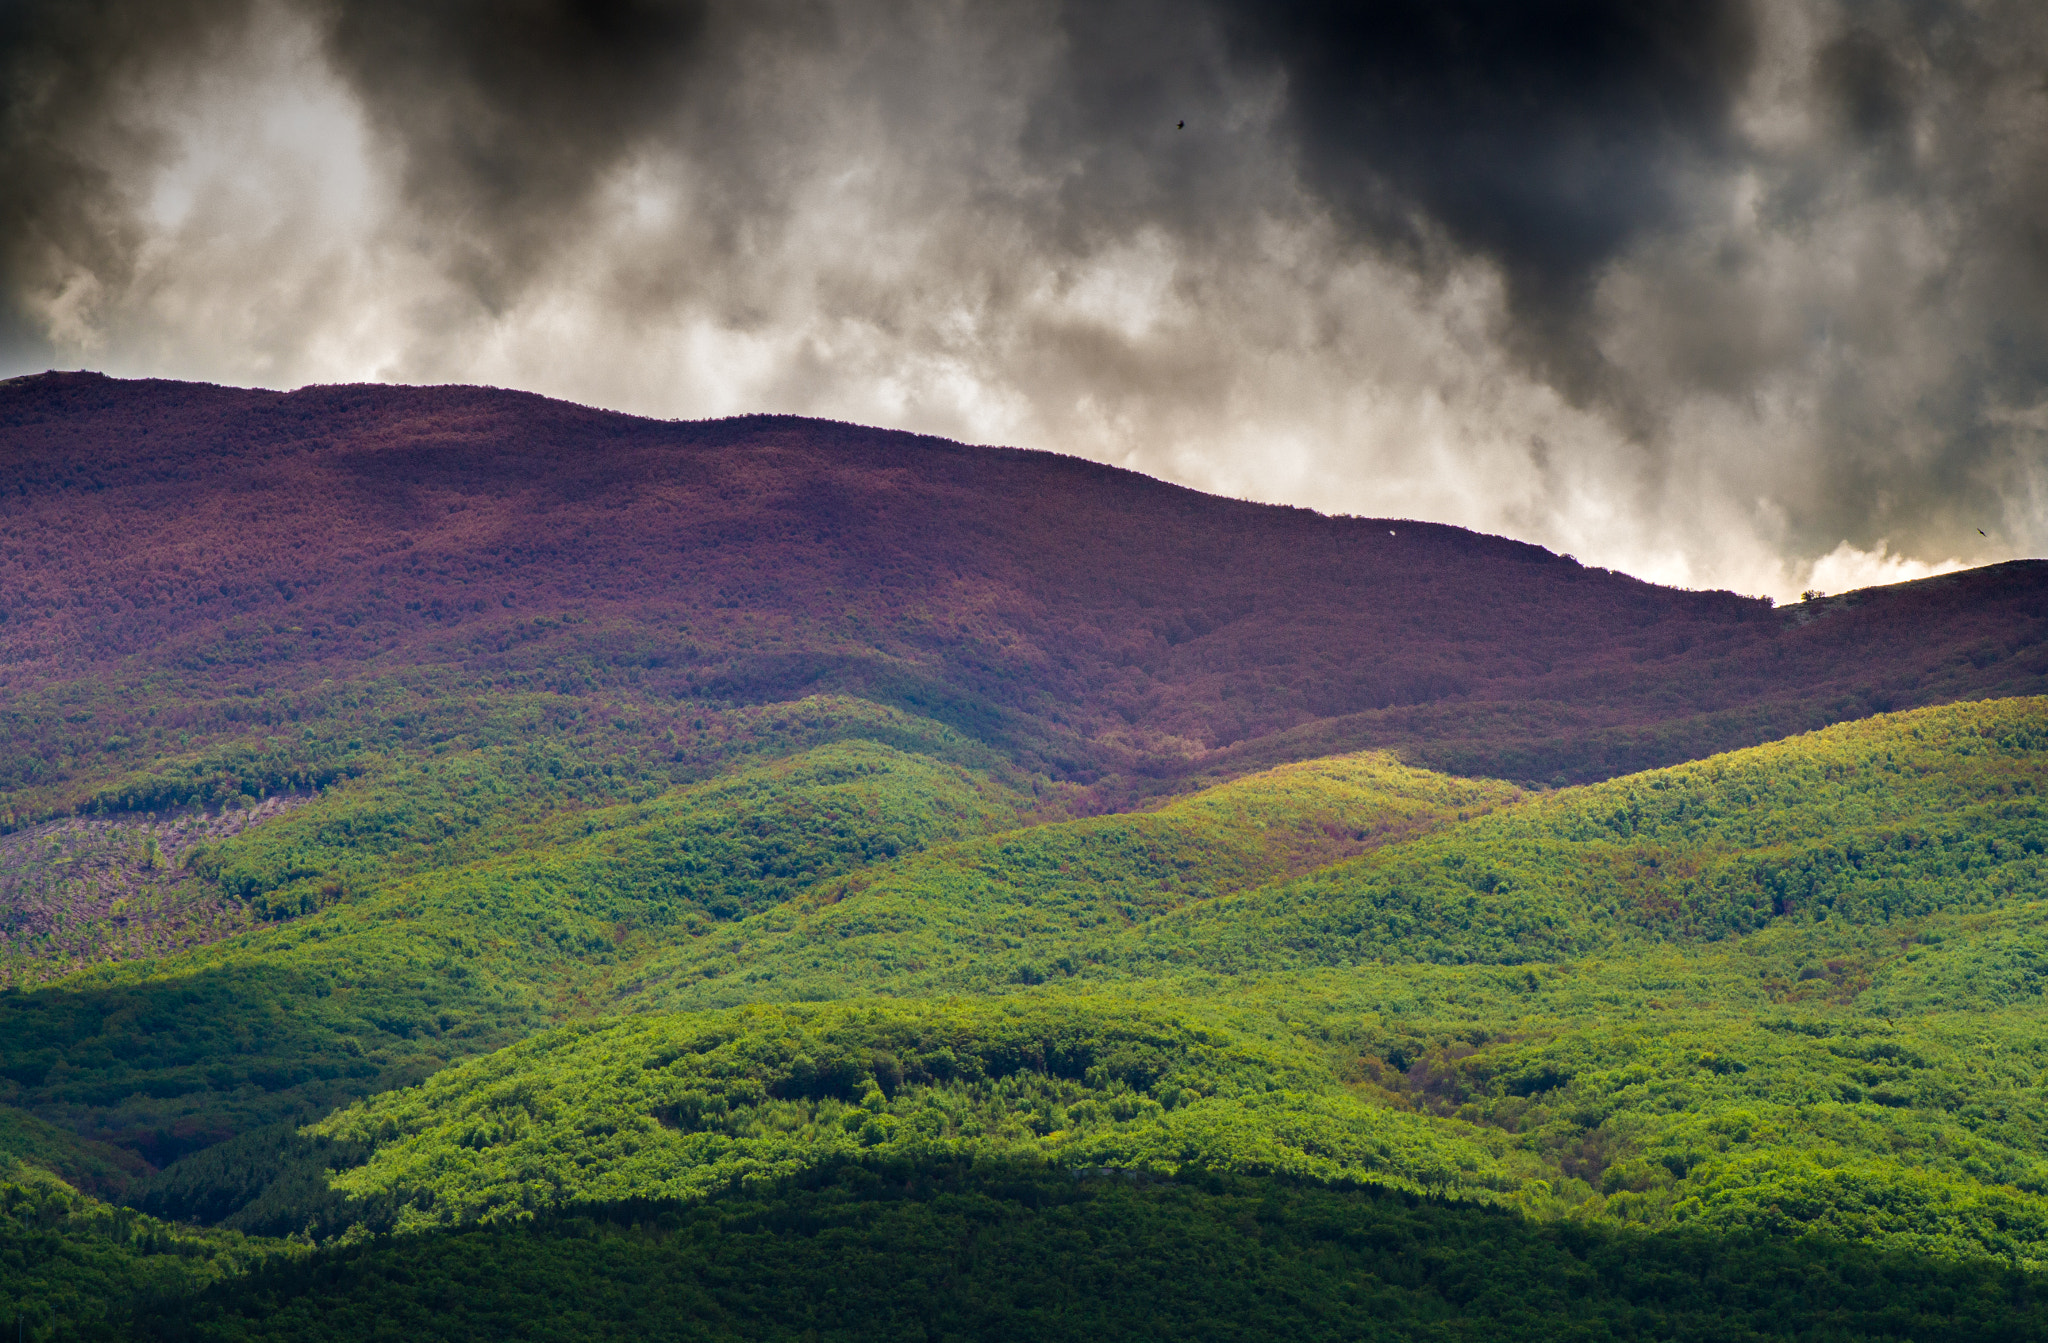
top-left (8, 378), bottom-right (2048, 1339)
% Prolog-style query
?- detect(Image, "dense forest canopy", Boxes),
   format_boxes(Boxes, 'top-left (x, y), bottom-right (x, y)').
top-left (5, 376), bottom-right (2048, 1340)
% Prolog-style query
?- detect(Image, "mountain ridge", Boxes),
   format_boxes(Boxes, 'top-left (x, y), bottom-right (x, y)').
top-left (3, 372), bottom-right (2045, 816)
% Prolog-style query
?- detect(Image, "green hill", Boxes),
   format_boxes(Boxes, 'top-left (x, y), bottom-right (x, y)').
top-left (0, 718), bottom-right (1032, 1160)
top-left (1103, 694), bottom-right (2048, 973)
top-left (618, 750), bottom-right (1520, 1007)
top-left (10, 694), bottom-right (2048, 1337)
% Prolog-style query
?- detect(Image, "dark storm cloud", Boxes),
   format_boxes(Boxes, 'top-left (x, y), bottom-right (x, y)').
top-left (318, 0), bottom-right (1261, 315)
top-left (296, 0), bottom-right (1759, 402)
top-left (2, 0), bottom-right (2046, 596)
top-left (1817, 23), bottom-right (1917, 146)
top-left (318, 0), bottom-right (710, 311)
top-left (1221, 0), bottom-right (1759, 396)
top-left (314, 0), bottom-right (1758, 361)
top-left (0, 0), bottom-right (253, 363)
top-left (1738, 2), bottom-right (2048, 558)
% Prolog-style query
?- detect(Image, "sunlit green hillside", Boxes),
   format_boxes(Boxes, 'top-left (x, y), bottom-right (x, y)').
top-left (620, 750), bottom-right (1521, 1007)
top-left (9, 695), bottom-right (2048, 1338)
top-left (605, 696), bottom-right (2048, 1003)
top-left (0, 723), bottom-right (1037, 1152)
top-left (1108, 694), bottom-right (2048, 972)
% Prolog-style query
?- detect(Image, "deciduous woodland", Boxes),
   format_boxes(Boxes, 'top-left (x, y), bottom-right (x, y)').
top-left (6, 374), bottom-right (2048, 1340)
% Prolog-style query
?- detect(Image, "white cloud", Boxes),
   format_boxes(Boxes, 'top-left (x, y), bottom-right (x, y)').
top-left (1803, 540), bottom-right (1967, 597)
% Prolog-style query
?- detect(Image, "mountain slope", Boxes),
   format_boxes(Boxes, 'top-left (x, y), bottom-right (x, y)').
top-left (35, 695), bottom-right (2048, 1275)
top-left (584, 697), bottom-right (2048, 1002)
top-left (4, 372), bottom-right (2046, 818)
top-left (0, 722), bottom-right (1030, 1161)
top-left (613, 749), bottom-right (1516, 1008)
top-left (1105, 694), bottom-right (2048, 974)
top-left (10, 373), bottom-right (2048, 1337)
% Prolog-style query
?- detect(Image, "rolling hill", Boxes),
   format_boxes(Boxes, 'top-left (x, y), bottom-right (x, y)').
top-left (4, 371), bottom-right (2046, 818)
top-left (7, 374), bottom-right (2048, 1340)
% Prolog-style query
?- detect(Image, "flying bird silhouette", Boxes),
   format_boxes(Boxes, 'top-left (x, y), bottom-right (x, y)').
top-left (1176, 120), bottom-right (1184, 130)
top-left (1980, 529), bottom-right (1988, 536)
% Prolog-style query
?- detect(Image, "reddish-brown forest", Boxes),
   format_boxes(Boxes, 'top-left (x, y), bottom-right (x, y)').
top-left (3, 371), bottom-right (2044, 795)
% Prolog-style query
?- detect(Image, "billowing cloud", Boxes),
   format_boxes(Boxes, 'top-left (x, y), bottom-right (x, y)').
top-left (1, 0), bottom-right (2042, 600)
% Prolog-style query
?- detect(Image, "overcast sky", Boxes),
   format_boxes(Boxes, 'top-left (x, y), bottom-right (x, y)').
top-left (4, 0), bottom-right (2044, 600)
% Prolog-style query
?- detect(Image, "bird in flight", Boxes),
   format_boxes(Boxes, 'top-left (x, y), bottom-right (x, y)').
top-left (1980, 529), bottom-right (1988, 536)
top-left (1176, 120), bottom-right (1184, 130)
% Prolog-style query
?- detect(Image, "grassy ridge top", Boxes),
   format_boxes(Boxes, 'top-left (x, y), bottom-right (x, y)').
top-left (1108, 695), bottom-right (2048, 972)
top-left (601, 697), bottom-right (2048, 1002)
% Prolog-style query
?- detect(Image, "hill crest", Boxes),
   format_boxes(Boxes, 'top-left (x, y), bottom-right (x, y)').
top-left (3, 372), bottom-right (2045, 807)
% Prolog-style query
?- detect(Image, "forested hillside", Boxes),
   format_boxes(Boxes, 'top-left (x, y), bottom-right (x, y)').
top-left (7, 376), bottom-right (2048, 1340)
top-left (4, 372), bottom-right (2046, 816)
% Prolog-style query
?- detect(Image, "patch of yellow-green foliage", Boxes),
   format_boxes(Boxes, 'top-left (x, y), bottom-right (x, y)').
top-left (308, 997), bottom-right (1518, 1235)
top-left (1108, 696), bottom-right (2048, 972)
top-left (621, 750), bottom-right (1517, 1005)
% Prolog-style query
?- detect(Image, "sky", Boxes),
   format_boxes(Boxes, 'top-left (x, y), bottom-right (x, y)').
top-left (3, 0), bottom-right (2045, 602)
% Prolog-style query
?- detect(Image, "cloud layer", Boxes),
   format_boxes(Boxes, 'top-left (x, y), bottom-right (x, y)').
top-left (3, 0), bottom-right (2043, 599)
